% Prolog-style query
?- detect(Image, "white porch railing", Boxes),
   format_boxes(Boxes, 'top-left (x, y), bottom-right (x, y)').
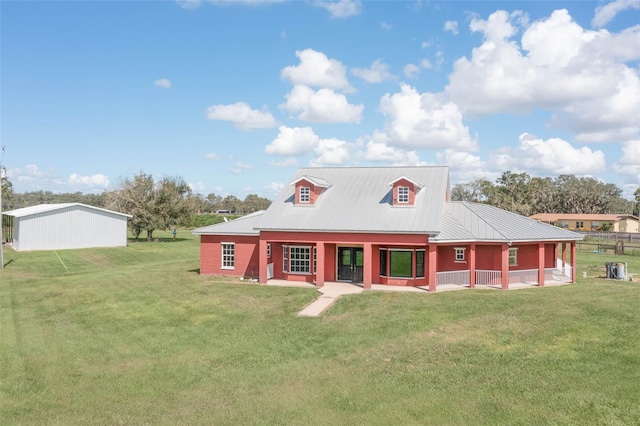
top-left (436, 270), bottom-right (470, 286)
top-left (476, 270), bottom-right (502, 286)
top-left (545, 266), bottom-right (572, 282)
top-left (509, 269), bottom-right (539, 284)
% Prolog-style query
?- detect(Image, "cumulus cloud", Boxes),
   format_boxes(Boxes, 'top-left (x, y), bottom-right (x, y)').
top-left (592, 0), bottom-right (640, 28)
top-left (403, 59), bottom-right (432, 78)
top-left (435, 149), bottom-right (496, 183)
top-left (7, 164), bottom-right (110, 193)
top-left (310, 138), bottom-right (351, 165)
top-left (313, 0), bottom-right (362, 19)
top-left (68, 173), bottom-right (110, 189)
top-left (205, 102), bottom-right (277, 130)
top-left (443, 20), bottom-right (459, 34)
top-left (154, 78), bottom-right (172, 89)
top-left (490, 133), bottom-right (607, 175)
top-left (381, 21), bottom-right (392, 31)
top-left (360, 132), bottom-right (425, 165)
top-left (205, 152), bottom-right (221, 160)
top-left (270, 157), bottom-right (298, 167)
top-left (352, 59), bottom-right (394, 83)
top-left (614, 140), bottom-right (640, 183)
top-left (265, 181), bottom-right (285, 194)
top-left (378, 83), bottom-right (477, 150)
top-left (231, 162), bottom-right (255, 175)
top-left (281, 85), bottom-right (364, 123)
top-left (281, 49), bottom-right (352, 91)
top-left (265, 126), bottom-right (320, 156)
top-left (446, 8), bottom-right (640, 143)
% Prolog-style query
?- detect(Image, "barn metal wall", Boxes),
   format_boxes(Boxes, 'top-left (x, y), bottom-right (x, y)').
top-left (13, 205), bottom-right (128, 251)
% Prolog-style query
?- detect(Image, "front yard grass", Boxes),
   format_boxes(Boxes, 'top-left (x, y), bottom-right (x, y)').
top-left (1, 233), bottom-right (639, 425)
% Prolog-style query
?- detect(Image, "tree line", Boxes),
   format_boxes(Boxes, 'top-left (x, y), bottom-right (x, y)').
top-left (1, 171), bottom-right (271, 240)
top-left (2, 169), bottom-right (640, 238)
top-left (451, 171), bottom-right (640, 216)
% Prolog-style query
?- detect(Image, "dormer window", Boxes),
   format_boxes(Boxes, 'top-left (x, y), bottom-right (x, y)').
top-left (300, 187), bottom-right (310, 203)
top-left (388, 176), bottom-right (424, 207)
top-left (398, 187), bottom-right (409, 203)
top-left (290, 175), bottom-right (331, 206)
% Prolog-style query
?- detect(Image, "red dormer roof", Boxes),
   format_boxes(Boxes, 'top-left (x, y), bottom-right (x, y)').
top-left (388, 176), bottom-right (424, 206)
top-left (289, 175), bottom-right (332, 206)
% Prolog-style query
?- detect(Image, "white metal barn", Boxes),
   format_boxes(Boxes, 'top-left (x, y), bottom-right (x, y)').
top-left (3, 203), bottom-right (132, 251)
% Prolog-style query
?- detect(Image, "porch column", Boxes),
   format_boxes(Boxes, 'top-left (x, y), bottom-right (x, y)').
top-left (258, 238), bottom-right (268, 284)
top-left (428, 244), bottom-right (437, 292)
top-left (316, 243), bottom-right (325, 287)
top-left (562, 243), bottom-right (567, 268)
top-left (501, 243), bottom-right (510, 290)
top-left (363, 243), bottom-right (373, 289)
top-left (538, 242), bottom-right (545, 287)
top-left (571, 241), bottom-right (577, 283)
top-left (469, 243), bottom-right (476, 288)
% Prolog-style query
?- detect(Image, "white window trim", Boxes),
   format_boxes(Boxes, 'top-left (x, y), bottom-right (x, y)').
top-left (267, 243), bottom-right (271, 258)
top-left (509, 247), bottom-right (518, 267)
top-left (454, 247), bottom-right (466, 263)
top-left (289, 245), bottom-right (312, 275)
top-left (397, 186), bottom-right (410, 204)
top-left (299, 187), bottom-right (311, 203)
top-left (221, 242), bottom-right (235, 270)
top-left (415, 249), bottom-right (425, 278)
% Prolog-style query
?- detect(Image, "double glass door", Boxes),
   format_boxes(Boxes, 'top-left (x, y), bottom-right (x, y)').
top-left (337, 247), bottom-right (364, 283)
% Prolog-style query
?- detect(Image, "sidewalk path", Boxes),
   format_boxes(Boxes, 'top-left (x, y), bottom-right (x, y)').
top-left (297, 282), bottom-right (363, 317)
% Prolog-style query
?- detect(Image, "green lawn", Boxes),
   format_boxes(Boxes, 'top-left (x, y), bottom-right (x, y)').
top-left (1, 233), bottom-right (639, 425)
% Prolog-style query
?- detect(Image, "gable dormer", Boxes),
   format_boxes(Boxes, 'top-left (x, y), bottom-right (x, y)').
top-left (290, 175), bottom-right (331, 206)
top-left (388, 176), bottom-right (423, 206)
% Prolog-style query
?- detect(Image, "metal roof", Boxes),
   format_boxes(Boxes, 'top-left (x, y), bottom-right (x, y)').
top-left (434, 202), bottom-right (584, 243)
top-left (192, 210), bottom-right (264, 236)
top-left (258, 166), bottom-right (449, 234)
top-left (4, 203), bottom-right (132, 218)
top-left (530, 213), bottom-right (639, 222)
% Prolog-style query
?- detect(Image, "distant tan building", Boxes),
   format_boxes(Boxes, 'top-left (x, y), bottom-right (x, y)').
top-left (530, 213), bottom-right (640, 233)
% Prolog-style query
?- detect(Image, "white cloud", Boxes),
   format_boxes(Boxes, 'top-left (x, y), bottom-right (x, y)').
top-left (614, 140), bottom-right (640, 184)
top-left (280, 30), bottom-right (287, 39)
top-left (490, 133), bottom-right (607, 175)
top-left (205, 102), bottom-right (277, 130)
top-left (446, 8), bottom-right (640, 143)
top-left (313, 0), bottom-right (362, 19)
top-left (175, 0), bottom-right (201, 10)
top-left (205, 152), bottom-right (221, 160)
top-left (68, 173), bottom-right (110, 189)
top-left (281, 85), bottom-right (364, 123)
top-left (360, 132), bottom-right (425, 165)
top-left (154, 78), bottom-right (171, 89)
top-left (281, 49), bottom-right (352, 91)
top-left (352, 59), bottom-right (394, 83)
top-left (381, 21), bottom-right (392, 31)
top-left (379, 84), bottom-right (477, 150)
top-left (188, 181), bottom-right (205, 192)
top-left (269, 157), bottom-right (298, 167)
top-left (435, 149), bottom-right (495, 183)
top-left (421, 41), bottom-right (432, 49)
top-left (265, 181), bottom-right (285, 194)
top-left (443, 20), bottom-right (459, 34)
top-left (310, 138), bottom-right (351, 165)
top-left (231, 162), bottom-right (254, 175)
top-left (592, 0), bottom-right (640, 28)
top-left (403, 63), bottom-right (420, 79)
top-left (403, 59), bottom-right (432, 78)
top-left (265, 126), bottom-right (320, 156)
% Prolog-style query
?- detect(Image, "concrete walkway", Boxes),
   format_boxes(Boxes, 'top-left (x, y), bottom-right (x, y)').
top-left (297, 282), bottom-right (364, 317)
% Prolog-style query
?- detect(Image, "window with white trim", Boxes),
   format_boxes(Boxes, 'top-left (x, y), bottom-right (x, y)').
top-left (454, 247), bottom-right (466, 262)
top-left (397, 186), bottom-right (409, 203)
top-left (267, 243), bottom-right (271, 258)
top-left (282, 246), bottom-right (288, 272)
top-left (300, 187), bottom-right (310, 203)
top-left (221, 243), bottom-right (235, 269)
top-left (289, 246), bottom-right (311, 274)
top-left (313, 246), bottom-right (317, 274)
top-left (509, 248), bottom-right (518, 266)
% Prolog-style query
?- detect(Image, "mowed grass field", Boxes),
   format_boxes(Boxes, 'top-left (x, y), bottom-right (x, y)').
top-left (1, 232), bottom-right (639, 425)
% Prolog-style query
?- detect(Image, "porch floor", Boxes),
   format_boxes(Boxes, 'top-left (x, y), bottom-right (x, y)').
top-left (265, 278), bottom-right (573, 317)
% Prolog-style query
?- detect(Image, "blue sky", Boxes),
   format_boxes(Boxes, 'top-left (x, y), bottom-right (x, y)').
top-left (2, 0), bottom-right (639, 199)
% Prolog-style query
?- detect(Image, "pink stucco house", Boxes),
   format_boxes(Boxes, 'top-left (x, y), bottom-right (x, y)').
top-left (193, 167), bottom-right (583, 291)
